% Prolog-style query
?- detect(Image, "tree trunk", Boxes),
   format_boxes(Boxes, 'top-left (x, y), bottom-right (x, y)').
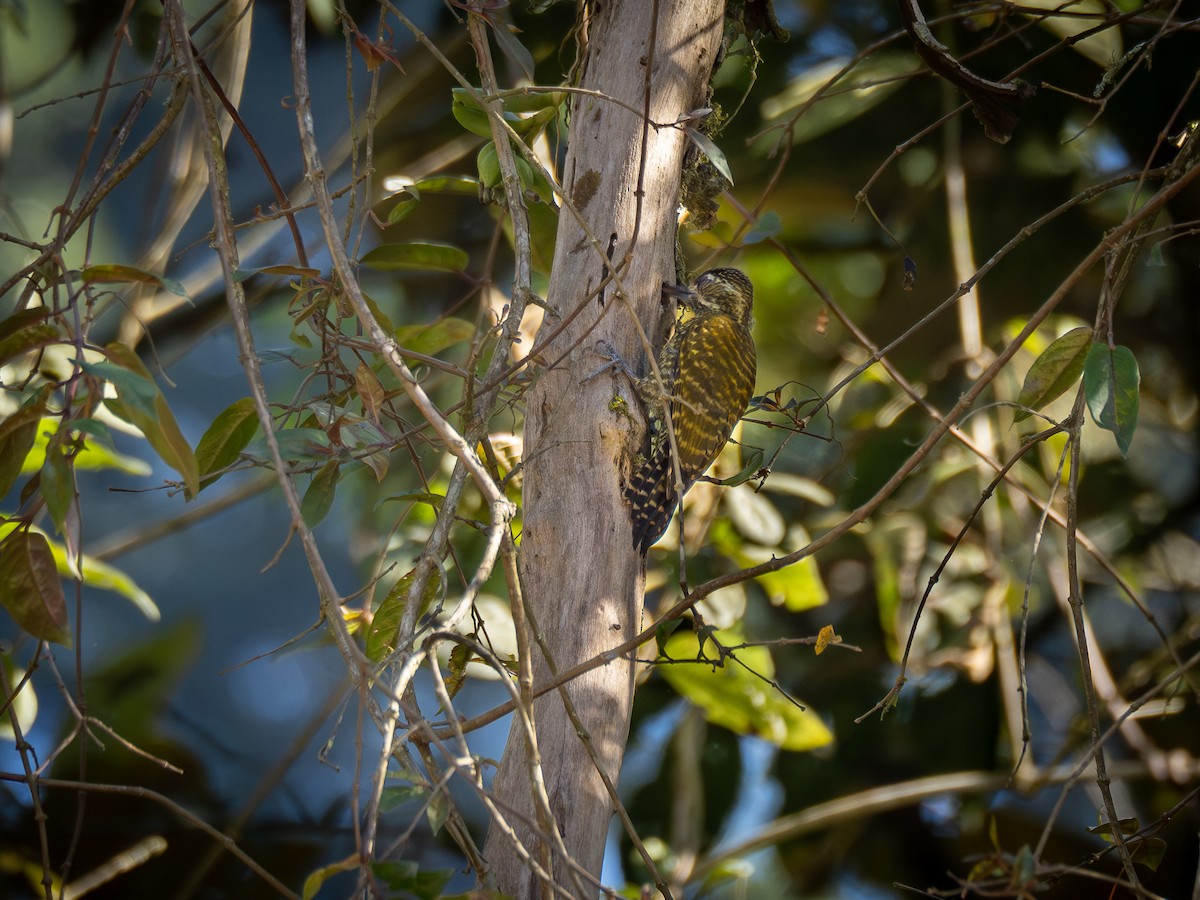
top-left (484, 1), bottom-right (726, 895)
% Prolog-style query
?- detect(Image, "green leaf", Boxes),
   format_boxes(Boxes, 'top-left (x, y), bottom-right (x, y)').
top-left (743, 211), bottom-right (781, 245)
top-left (425, 790), bottom-right (450, 837)
top-left (301, 856), bottom-right (356, 900)
top-left (83, 358), bottom-right (159, 421)
top-left (684, 126), bottom-right (734, 186)
top-left (1021, 0), bottom-right (1121, 67)
top-left (0, 522), bottom-right (159, 621)
top-left (366, 566), bottom-right (446, 662)
top-left (39, 428), bottom-right (74, 537)
top-left (370, 860), bottom-right (452, 900)
top-left (1084, 343), bottom-right (1140, 456)
top-left (659, 631), bottom-right (833, 751)
top-left (0, 654), bottom-right (39, 742)
top-left (0, 308), bottom-right (52, 344)
top-left (755, 555), bottom-right (828, 612)
top-left (360, 291), bottom-right (396, 335)
top-left (1011, 844), bottom-right (1037, 886)
top-left (393, 317), bottom-right (476, 357)
top-left (0, 529), bottom-right (70, 645)
top-left (452, 87), bottom-right (554, 139)
top-left (81, 263), bottom-right (189, 299)
top-left (376, 490), bottom-right (445, 514)
top-left (20, 418), bottom-right (151, 478)
top-left (490, 18), bottom-right (535, 82)
top-left (719, 446), bottom-right (765, 487)
top-left (379, 782), bottom-right (427, 812)
top-left (0, 322), bottom-right (61, 367)
top-left (476, 142), bottom-right (501, 189)
top-left (412, 174), bottom-right (479, 194)
top-left (451, 89), bottom-right (498, 138)
top-left (244, 427), bottom-right (333, 465)
top-left (387, 194), bottom-right (421, 225)
top-left (195, 398), bottom-right (260, 486)
top-left (70, 551), bottom-right (159, 621)
top-left (1132, 837), bottom-right (1168, 871)
top-left (232, 264), bottom-right (321, 282)
top-left (761, 53), bottom-right (910, 145)
top-left (1014, 326), bottom-right (1092, 422)
top-left (94, 343), bottom-right (200, 497)
top-left (446, 641), bottom-right (471, 698)
top-left (0, 396), bottom-right (48, 497)
top-left (360, 242), bottom-right (469, 273)
top-left (301, 460), bottom-right (340, 527)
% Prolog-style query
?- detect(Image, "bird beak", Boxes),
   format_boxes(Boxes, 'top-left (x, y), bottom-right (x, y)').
top-left (661, 281), bottom-right (697, 307)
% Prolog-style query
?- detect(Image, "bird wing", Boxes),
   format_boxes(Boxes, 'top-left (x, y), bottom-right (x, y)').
top-left (669, 313), bottom-right (757, 489)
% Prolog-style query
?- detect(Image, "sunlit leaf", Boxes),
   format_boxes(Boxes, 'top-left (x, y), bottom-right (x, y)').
top-left (360, 242), bottom-right (470, 273)
top-left (659, 631), bottom-right (833, 751)
top-left (1014, 326), bottom-right (1092, 422)
top-left (446, 641), bottom-right (472, 698)
top-left (0, 655), bottom-right (39, 741)
top-left (366, 566), bottom-right (446, 662)
top-left (0, 521), bottom-right (159, 621)
top-left (413, 174), bottom-right (480, 194)
top-left (1084, 342), bottom-right (1140, 456)
top-left (815, 624), bottom-right (841, 655)
top-left (0, 529), bottom-right (70, 645)
top-left (755, 553), bottom-right (828, 611)
top-left (760, 53), bottom-right (910, 144)
top-left (301, 855), bottom-right (356, 900)
top-left (1021, 0), bottom-right (1122, 67)
top-left (81, 263), bottom-right (188, 298)
top-left (21, 418), bottom-right (151, 478)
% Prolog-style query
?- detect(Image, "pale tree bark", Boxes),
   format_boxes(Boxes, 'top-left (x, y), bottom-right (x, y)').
top-left (483, 1), bottom-right (726, 896)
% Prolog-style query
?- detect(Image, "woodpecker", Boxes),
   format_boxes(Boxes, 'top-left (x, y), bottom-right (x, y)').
top-left (625, 267), bottom-right (757, 554)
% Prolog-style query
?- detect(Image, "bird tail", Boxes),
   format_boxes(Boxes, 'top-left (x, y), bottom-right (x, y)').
top-left (624, 449), bottom-right (678, 554)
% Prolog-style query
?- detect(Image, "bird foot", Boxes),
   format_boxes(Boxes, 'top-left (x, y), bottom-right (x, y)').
top-left (582, 339), bottom-right (638, 384)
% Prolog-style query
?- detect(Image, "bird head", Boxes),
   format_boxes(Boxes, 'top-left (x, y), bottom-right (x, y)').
top-left (684, 267), bottom-right (754, 325)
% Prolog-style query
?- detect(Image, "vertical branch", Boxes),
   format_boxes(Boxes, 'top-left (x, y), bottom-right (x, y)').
top-left (1063, 392), bottom-right (1139, 887)
top-left (163, 0), bottom-right (374, 700)
top-left (484, 0), bottom-right (726, 894)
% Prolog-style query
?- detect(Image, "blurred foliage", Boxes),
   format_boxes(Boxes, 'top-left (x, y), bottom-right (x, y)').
top-left (2, 0), bottom-right (1199, 898)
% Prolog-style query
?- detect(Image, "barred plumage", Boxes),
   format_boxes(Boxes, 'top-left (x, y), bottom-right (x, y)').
top-left (625, 268), bottom-right (757, 553)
